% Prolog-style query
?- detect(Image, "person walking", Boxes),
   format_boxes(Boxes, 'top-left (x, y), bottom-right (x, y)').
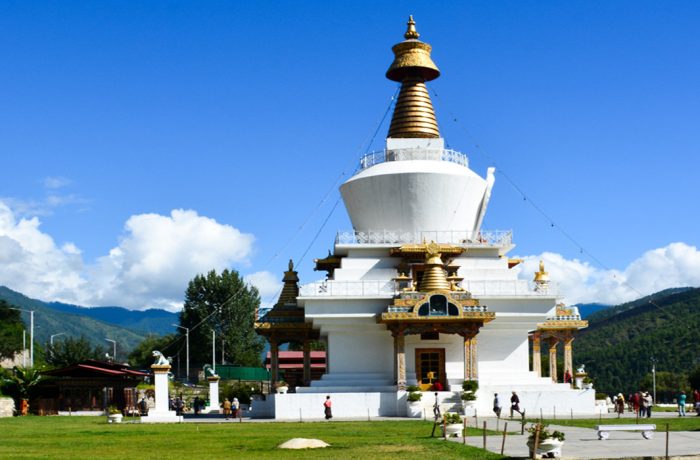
top-left (642, 391), bottom-right (653, 418)
top-left (222, 398), bottom-right (232, 420)
top-left (323, 395), bottom-right (333, 420)
top-left (694, 389), bottom-right (700, 416)
top-left (493, 393), bottom-right (502, 418)
top-left (510, 391), bottom-right (524, 418)
top-left (232, 397), bottom-right (240, 418)
top-left (678, 391), bottom-right (687, 417)
top-left (615, 393), bottom-right (625, 415)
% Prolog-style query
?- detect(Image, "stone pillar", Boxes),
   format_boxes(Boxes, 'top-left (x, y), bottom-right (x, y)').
top-left (464, 335), bottom-right (478, 381)
top-left (302, 339), bottom-right (311, 386)
top-left (564, 335), bottom-right (574, 377)
top-left (270, 339), bottom-right (279, 386)
top-left (208, 376), bottom-right (220, 413)
top-left (142, 364), bottom-right (182, 423)
top-left (547, 338), bottom-right (559, 383)
top-left (393, 328), bottom-right (406, 389)
top-left (532, 332), bottom-right (542, 377)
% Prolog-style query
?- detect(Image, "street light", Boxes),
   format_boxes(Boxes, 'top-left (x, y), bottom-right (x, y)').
top-left (105, 338), bottom-right (116, 362)
top-left (11, 308), bottom-right (34, 367)
top-left (650, 357), bottom-right (657, 404)
top-left (50, 332), bottom-right (66, 346)
top-left (172, 324), bottom-right (189, 382)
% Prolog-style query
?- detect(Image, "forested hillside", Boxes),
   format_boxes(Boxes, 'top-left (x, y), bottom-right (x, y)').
top-left (575, 287), bottom-right (700, 395)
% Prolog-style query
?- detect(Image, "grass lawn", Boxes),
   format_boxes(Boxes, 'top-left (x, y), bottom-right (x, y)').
top-left (0, 416), bottom-right (508, 459)
top-left (531, 416), bottom-right (700, 432)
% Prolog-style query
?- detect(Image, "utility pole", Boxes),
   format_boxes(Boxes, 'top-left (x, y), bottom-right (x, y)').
top-left (22, 330), bottom-right (26, 367)
top-left (212, 330), bottom-right (216, 373)
top-left (651, 357), bottom-right (657, 404)
top-left (12, 309), bottom-right (34, 367)
top-left (173, 324), bottom-right (189, 382)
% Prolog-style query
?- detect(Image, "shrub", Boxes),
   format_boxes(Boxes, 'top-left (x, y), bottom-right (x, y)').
top-left (462, 380), bottom-right (478, 392)
top-left (444, 412), bottom-right (462, 424)
top-left (407, 392), bottom-right (422, 402)
top-left (527, 424), bottom-right (565, 442)
top-left (222, 381), bottom-right (260, 405)
top-left (406, 384), bottom-right (421, 392)
top-left (595, 392), bottom-right (608, 400)
top-left (461, 391), bottom-right (476, 401)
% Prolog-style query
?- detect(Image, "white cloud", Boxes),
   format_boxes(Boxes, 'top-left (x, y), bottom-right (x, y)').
top-left (245, 270), bottom-right (283, 308)
top-left (43, 176), bottom-right (72, 189)
top-left (516, 242), bottom-right (700, 305)
top-left (0, 202), bottom-right (256, 311)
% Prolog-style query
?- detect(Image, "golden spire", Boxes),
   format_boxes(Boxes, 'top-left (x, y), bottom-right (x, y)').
top-left (386, 16), bottom-right (441, 139)
top-left (533, 260), bottom-right (550, 283)
top-left (275, 259), bottom-right (300, 306)
top-left (418, 243), bottom-right (451, 291)
top-left (404, 15), bottom-right (419, 39)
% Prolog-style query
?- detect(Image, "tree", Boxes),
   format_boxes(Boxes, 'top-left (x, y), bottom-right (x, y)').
top-left (128, 334), bottom-right (178, 370)
top-left (0, 300), bottom-right (24, 360)
top-left (179, 269), bottom-right (264, 368)
top-left (689, 365), bottom-right (700, 391)
top-left (45, 336), bottom-right (105, 368)
top-left (639, 371), bottom-right (689, 404)
top-left (1, 366), bottom-right (43, 406)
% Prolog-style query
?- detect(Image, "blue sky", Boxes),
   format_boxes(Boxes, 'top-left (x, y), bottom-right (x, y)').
top-left (1, 1), bottom-right (699, 310)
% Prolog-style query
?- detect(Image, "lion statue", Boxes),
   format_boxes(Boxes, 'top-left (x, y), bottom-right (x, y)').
top-left (152, 350), bottom-right (171, 366)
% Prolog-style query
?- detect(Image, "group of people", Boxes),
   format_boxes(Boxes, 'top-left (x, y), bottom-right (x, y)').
top-left (613, 391), bottom-right (654, 417)
top-left (222, 397), bottom-right (241, 420)
top-left (492, 391), bottom-right (525, 419)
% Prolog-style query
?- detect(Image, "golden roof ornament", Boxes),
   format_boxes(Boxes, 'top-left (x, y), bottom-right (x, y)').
top-left (404, 15), bottom-right (419, 39)
top-left (419, 248), bottom-right (451, 291)
top-left (386, 16), bottom-right (441, 138)
top-left (533, 260), bottom-right (550, 283)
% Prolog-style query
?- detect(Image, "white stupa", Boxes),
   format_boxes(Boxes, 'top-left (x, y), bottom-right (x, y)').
top-left (254, 16), bottom-right (594, 420)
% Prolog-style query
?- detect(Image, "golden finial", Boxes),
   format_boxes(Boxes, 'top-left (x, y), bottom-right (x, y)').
top-left (288, 259), bottom-right (294, 271)
top-left (404, 15), bottom-right (419, 39)
top-left (386, 16), bottom-right (441, 138)
top-left (533, 260), bottom-right (550, 283)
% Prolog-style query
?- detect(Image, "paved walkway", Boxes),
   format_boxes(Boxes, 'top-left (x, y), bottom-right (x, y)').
top-left (449, 414), bottom-right (700, 459)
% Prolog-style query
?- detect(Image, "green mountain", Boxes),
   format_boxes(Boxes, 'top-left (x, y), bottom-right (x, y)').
top-left (574, 287), bottom-right (700, 396)
top-left (0, 286), bottom-right (160, 358)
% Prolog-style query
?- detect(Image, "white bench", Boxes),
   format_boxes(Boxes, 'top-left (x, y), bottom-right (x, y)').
top-left (596, 424), bottom-right (656, 440)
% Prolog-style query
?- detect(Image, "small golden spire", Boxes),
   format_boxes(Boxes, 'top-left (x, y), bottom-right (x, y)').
top-left (404, 15), bottom-right (419, 39)
top-left (386, 16), bottom-right (441, 139)
top-left (533, 260), bottom-right (550, 283)
top-left (418, 243), bottom-right (451, 291)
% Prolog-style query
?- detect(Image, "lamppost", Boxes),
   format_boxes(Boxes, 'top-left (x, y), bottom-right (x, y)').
top-left (173, 324), bottom-right (189, 382)
top-left (105, 338), bottom-right (116, 362)
top-left (11, 308), bottom-right (34, 367)
top-left (650, 356), bottom-right (657, 404)
top-left (50, 332), bottom-right (66, 347)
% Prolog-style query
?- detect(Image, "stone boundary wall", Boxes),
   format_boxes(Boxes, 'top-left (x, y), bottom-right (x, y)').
top-left (0, 397), bottom-right (15, 417)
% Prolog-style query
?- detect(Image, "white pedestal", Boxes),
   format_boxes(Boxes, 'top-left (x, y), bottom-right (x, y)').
top-left (206, 376), bottom-right (221, 414)
top-left (141, 364), bottom-right (182, 423)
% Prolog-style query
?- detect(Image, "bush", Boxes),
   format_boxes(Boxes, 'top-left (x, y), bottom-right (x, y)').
top-left (461, 391), bottom-right (476, 401)
top-left (407, 392), bottom-right (422, 402)
top-left (595, 392), bottom-right (608, 400)
top-left (462, 380), bottom-right (478, 392)
top-left (406, 384), bottom-right (421, 392)
top-left (222, 381), bottom-right (260, 405)
top-left (527, 424), bottom-right (565, 442)
top-left (444, 412), bottom-right (462, 424)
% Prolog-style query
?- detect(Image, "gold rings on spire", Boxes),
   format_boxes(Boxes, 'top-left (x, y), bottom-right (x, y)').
top-left (386, 16), bottom-right (441, 139)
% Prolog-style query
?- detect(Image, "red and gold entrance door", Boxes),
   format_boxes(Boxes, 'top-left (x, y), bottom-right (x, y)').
top-left (415, 348), bottom-right (445, 391)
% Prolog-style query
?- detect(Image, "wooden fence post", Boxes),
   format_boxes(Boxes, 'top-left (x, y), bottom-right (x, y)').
top-left (500, 422), bottom-right (508, 455)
